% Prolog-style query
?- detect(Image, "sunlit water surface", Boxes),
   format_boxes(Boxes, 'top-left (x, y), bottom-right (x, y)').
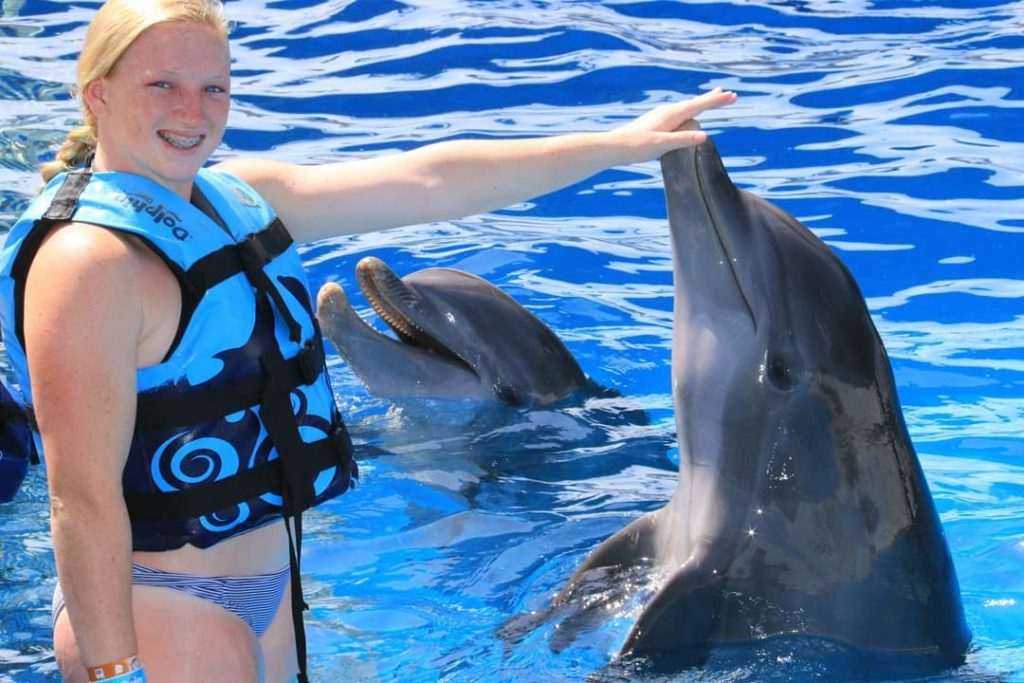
top-left (0, 1), bottom-right (1022, 681)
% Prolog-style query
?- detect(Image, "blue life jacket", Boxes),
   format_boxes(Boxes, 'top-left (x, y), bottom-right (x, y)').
top-left (0, 167), bottom-right (357, 681)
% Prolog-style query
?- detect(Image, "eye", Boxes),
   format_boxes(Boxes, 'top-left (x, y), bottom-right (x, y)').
top-left (205, 84), bottom-right (229, 95)
top-left (149, 81), bottom-right (172, 90)
top-left (766, 354), bottom-right (795, 391)
top-left (493, 381), bottom-right (522, 406)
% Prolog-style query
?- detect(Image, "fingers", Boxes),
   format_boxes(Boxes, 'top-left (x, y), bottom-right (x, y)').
top-left (678, 87), bottom-right (738, 119)
top-left (700, 86), bottom-right (738, 103)
top-left (613, 88), bottom-right (736, 161)
top-left (633, 88), bottom-right (737, 135)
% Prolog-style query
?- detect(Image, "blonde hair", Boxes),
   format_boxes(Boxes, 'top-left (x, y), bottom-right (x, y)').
top-left (41, 0), bottom-right (230, 184)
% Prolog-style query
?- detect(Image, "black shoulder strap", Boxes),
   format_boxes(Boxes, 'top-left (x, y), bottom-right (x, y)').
top-left (9, 169), bottom-right (93, 345)
top-left (42, 168), bottom-right (92, 222)
top-left (190, 184), bottom-right (231, 236)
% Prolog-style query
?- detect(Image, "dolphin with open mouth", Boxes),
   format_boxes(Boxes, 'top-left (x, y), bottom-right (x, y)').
top-left (551, 127), bottom-right (971, 668)
top-left (316, 257), bottom-right (592, 406)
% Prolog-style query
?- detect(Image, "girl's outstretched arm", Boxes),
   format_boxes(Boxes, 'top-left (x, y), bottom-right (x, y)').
top-left (215, 88), bottom-right (738, 243)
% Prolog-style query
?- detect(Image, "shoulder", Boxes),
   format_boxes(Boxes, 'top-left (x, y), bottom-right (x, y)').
top-left (36, 221), bottom-right (143, 266)
top-left (29, 221), bottom-right (149, 298)
top-left (22, 222), bottom-right (149, 369)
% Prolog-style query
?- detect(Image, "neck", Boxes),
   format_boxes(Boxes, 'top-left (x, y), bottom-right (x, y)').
top-left (89, 149), bottom-right (195, 200)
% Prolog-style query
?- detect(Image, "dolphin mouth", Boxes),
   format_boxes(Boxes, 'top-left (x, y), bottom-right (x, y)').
top-left (355, 257), bottom-right (478, 374)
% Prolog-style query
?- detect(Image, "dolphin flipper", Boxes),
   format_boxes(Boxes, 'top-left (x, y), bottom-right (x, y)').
top-left (556, 508), bottom-right (666, 604)
top-left (496, 509), bottom-right (670, 654)
top-left (622, 560), bottom-right (725, 663)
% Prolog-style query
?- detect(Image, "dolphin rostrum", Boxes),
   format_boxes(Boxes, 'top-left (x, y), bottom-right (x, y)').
top-left (552, 129), bottom-right (971, 667)
top-left (316, 257), bottom-right (591, 406)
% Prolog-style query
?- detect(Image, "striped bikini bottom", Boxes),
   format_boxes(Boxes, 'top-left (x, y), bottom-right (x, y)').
top-left (51, 562), bottom-right (290, 637)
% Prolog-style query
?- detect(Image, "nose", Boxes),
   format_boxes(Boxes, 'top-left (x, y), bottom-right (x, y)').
top-left (174, 87), bottom-right (204, 125)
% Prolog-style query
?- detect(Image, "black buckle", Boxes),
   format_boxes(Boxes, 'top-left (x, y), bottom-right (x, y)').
top-left (295, 335), bottom-right (324, 385)
top-left (325, 422), bottom-right (354, 474)
top-left (3, 402), bottom-right (40, 466)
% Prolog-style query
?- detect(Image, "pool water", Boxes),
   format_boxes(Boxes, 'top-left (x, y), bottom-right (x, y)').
top-left (1, 1), bottom-right (1022, 681)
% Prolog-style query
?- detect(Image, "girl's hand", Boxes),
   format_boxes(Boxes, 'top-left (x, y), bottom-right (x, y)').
top-left (611, 87), bottom-right (738, 162)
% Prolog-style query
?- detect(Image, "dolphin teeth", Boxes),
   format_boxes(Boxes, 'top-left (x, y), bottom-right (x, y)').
top-left (377, 306), bottom-right (421, 344)
top-left (357, 257), bottom-right (455, 358)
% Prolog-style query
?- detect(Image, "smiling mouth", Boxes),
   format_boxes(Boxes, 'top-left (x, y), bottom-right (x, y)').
top-left (158, 131), bottom-right (204, 150)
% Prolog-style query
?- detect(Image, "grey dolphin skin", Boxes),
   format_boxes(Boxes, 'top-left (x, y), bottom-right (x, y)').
top-left (554, 131), bottom-right (971, 667)
top-left (316, 257), bottom-right (589, 406)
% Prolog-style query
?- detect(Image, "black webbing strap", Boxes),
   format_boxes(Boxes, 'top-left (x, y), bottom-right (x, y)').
top-left (185, 218), bottom-right (293, 294)
top-left (123, 425), bottom-right (350, 521)
top-left (284, 508), bottom-right (307, 681)
top-left (133, 332), bottom-right (325, 431)
top-left (259, 344), bottom-right (317, 683)
top-left (42, 168), bottom-right (92, 222)
top-left (184, 217), bottom-right (303, 343)
top-left (241, 247), bottom-right (303, 345)
top-left (235, 248), bottom-right (338, 682)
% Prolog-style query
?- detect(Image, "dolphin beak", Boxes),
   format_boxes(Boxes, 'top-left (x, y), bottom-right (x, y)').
top-left (662, 133), bottom-right (757, 329)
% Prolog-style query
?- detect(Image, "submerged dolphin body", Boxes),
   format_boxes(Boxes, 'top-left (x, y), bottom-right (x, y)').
top-left (316, 257), bottom-right (590, 406)
top-left (554, 133), bottom-right (971, 666)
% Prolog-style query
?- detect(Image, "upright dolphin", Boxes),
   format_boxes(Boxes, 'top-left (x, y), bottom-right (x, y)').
top-left (316, 257), bottom-right (591, 406)
top-left (553, 129), bottom-right (971, 666)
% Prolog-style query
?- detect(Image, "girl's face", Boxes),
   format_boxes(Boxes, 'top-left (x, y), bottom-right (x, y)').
top-left (85, 21), bottom-right (231, 199)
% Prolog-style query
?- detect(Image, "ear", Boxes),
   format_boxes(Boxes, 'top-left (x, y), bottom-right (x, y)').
top-left (81, 79), bottom-right (108, 115)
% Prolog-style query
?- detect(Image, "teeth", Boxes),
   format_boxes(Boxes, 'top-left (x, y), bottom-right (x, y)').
top-left (159, 131), bottom-right (202, 149)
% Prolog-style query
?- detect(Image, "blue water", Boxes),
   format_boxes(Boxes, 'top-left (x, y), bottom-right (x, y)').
top-left (1, 0), bottom-right (1022, 681)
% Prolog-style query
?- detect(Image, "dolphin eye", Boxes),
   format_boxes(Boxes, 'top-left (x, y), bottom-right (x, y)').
top-left (766, 354), bottom-right (795, 391)
top-left (494, 381), bottom-right (522, 406)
